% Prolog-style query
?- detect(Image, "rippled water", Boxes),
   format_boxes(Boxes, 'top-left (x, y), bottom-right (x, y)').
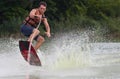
top-left (0, 32), bottom-right (120, 79)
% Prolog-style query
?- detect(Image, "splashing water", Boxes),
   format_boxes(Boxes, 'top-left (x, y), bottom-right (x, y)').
top-left (41, 31), bottom-right (92, 70)
top-left (0, 30), bottom-right (120, 79)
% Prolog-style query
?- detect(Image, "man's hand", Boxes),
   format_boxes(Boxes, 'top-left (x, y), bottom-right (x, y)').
top-left (45, 32), bottom-right (51, 37)
top-left (34, 15), bottom-right (42, 20)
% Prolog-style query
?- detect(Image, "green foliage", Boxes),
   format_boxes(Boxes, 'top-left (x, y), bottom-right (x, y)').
top-left (104, 17), bottom-right (120, 33)
top-left (85, 0), bottom-right (120, 19)
top-left (49, 15), bottom-right (101, 33)
top-left (0, 0), bottom-right (29, 23)
top-left (1, 0), bottom-right (120, 21)
top-left (0, 0), bottom-right (120, 39)
top-left (0, 17), bottom-right (24, 37)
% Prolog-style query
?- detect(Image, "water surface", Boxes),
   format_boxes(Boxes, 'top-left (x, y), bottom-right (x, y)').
top-left (0, 32), bottom-right (120, 79)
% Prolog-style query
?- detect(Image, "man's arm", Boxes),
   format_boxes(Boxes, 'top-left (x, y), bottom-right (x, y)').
top-left (43, 18), bottom-right (51, 37)
top-left (29, 9), bottom-right (36, 18)
top-left (29, 9), bottom-right (41, 19)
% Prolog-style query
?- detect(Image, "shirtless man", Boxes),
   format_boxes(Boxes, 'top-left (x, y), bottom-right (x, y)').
top-left (20, 1), bottom-right (51, 51)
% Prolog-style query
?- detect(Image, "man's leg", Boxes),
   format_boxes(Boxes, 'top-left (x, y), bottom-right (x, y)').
top-left (27, 29), bottom-right (40, 42)
top-left (34, 36), bottom-right (45, 50)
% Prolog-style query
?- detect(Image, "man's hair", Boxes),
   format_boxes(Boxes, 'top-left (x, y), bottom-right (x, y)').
top-left (39, 1), bottom-right (47, 7)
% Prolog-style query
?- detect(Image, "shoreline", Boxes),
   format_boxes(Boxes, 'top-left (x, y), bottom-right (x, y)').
top-left (0, 32), bottom-right (120, 42)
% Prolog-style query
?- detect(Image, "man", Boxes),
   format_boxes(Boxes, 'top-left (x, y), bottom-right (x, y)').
top-left (20, 1), bottom-right (51, 51)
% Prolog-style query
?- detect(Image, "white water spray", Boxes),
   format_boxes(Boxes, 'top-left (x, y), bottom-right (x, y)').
top-left (40, 30), bottom-right (92, 70)
top-left (1, 30), bottom-right (120, 79)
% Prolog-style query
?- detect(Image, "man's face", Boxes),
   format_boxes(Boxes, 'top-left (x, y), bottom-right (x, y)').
top-left (39, 5), bottom-right (46, 14)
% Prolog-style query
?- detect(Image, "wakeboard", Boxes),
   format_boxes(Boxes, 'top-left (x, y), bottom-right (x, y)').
top-left (19, 40), bottom-right (41, 66)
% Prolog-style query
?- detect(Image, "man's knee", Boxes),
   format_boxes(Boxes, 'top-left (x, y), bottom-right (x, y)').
top-left (33, 29), bottom-right (40, 34)
top-left (37, 36), bottom-right (45, 43)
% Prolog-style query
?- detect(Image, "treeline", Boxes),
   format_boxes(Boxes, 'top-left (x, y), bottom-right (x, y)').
top-left (0, 0), bottom-right (120, 38)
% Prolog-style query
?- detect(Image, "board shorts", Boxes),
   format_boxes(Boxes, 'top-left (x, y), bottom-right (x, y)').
top-left (20, 24), bottom-right (39, 40)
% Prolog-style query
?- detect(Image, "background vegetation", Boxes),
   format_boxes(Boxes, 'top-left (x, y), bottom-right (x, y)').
top-left (0, 0), bottom-right (120, 40)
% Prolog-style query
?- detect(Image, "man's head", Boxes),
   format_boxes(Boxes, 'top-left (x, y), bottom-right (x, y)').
top-left (39, 1), bottom-right (47, 14)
